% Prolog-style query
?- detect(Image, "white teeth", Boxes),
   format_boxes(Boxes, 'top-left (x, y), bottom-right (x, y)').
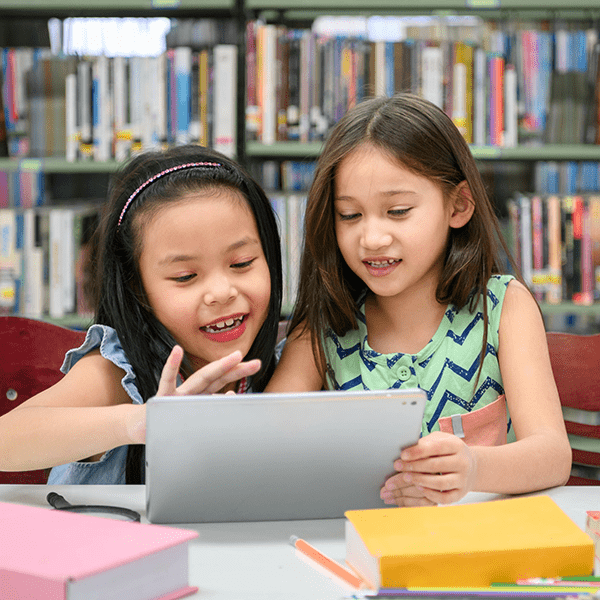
top-left (203, 316), bottom-right (243, 333)
top-left (368, 259), bottom-right (397, 266)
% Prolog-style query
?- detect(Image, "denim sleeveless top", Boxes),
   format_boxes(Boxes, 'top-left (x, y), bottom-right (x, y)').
top-left (47, 325), bottom-right (143, 485)
top-left (323, 275), bottom-right (516, 446)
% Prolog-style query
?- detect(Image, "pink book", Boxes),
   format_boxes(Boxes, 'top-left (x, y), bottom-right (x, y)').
top-left (0, 501), bottom-right (198, 600)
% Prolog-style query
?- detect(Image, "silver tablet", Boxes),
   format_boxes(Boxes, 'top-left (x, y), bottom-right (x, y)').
top-left (146, 387), bottom-right (426, 523)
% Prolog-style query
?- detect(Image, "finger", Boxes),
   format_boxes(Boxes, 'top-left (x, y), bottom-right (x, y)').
top-left (395, 456), bottom-right (456, 474)
top-left (400, 431), bottom-right (460, 462)
top-left (380, 485), bottom-right (437, 507)
top-left (418, 485), bottom-right (465, 505)
top-left (382, 472), bottom-right (414, 491)
top-left (404, 471), bottom-right (450, 491)
top-left (176, 352), bottom-right (261, 395)
top-left (156, 345), bottom-right (185, 396)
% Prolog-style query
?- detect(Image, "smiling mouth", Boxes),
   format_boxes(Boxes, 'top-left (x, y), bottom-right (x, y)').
top-left (364, 259), bottom-right (401, 267)
top-left (201, 315), bottom-right (245, 333)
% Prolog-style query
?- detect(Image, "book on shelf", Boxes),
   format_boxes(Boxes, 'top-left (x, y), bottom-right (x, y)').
top-left (0, 501), bottom-right (198, 600)
top-left (508, 191), bottom-right (600, 304)
top-left (344, 495), bottom-right (595, 590)
top-left (1, 30), bottom-right (239, 163)
top-left (0, 203), bottom-right (100, 319)
top-left (174, 46), bottom-right (192, 147)
top-left (212, 44), bottom-right (237, 158)
top-left (92, 54), bottom-right (111, 161)
top-left (242, 17), bottom-right (600, 149)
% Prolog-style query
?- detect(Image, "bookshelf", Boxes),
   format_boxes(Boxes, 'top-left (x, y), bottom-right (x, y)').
top-left (0, 0), bottom-right (246, 323)
top-left (2, 0), bottom-right (600, 329)
top-left (242, 0), bottom-right (600, 330)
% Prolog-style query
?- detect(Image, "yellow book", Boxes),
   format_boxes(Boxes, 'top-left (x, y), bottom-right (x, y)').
top-left (344, 495), bottom-right (595, 590)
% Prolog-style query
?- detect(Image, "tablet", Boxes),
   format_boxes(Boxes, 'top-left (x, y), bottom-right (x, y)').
top-left (145, 387), bottom-right (426, 523)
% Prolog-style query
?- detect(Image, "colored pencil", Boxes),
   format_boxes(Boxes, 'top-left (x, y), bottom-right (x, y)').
top-left (289, 535), bottom-right (365, 589)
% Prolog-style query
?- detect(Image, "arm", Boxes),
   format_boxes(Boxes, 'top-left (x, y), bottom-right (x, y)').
top-left (0, 346), bottom-right (263, 472)
top-left (382, 280), bottom-right (572, 505)
top-left (265, 325), bottom-right (324, 392)
top-left (0, 350), bottom-right (138, 471)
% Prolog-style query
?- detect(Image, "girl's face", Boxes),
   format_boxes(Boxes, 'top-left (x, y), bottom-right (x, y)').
top-left (138, 191), bottom-right (271, 370)
top-left (334, 144), bottom-right (458, 303)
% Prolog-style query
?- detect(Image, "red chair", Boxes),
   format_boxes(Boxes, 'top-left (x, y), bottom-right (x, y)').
top-left (0, 316), bottom-right (87, 484)
top-left (546, 331), bottom-right (600, 485)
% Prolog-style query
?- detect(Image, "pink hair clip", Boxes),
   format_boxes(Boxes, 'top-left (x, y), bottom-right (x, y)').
top-left (117, 161), bottom-right (221, 228)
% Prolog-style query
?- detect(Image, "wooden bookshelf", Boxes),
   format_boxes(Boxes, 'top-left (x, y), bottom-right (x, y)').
top-left (0, 0), bottom-right (236, 17)
top-left (246, 142), bottom-right (600, 161)
top-left (2, 0), bottom-right (600, 326)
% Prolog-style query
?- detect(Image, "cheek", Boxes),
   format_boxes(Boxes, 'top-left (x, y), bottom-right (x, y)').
top-left (334, 227), bottom-right (353, 257)
top-left (148, 289), bottom-right (193, 327)
top-left (247, 266), bottom-right (272, 314)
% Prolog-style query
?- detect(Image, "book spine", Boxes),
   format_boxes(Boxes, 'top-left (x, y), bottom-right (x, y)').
top-left (421, 45), bottom-right (444, 109)
top-left (213, 44), bottom-right (237, 158)
top-left (198, 49), bottom-right (210, 147)
top-left (245, 20), bottom-right (259, 142)
top-left (174, 47), bottom-right (192, 146)
top-left (48, 207), bottom-right (64, 319)
top-left (504, 63), bottom-right (518, 148)
top-left (531, 195), bottom-right (545, 301)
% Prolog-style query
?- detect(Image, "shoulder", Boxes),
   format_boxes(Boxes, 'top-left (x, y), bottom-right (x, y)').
top-left (498, 278), bottom-right (545, 341)
top-left (61, 324), bottom-right (143, 406)
top-left (266, 321), bottom-right (323, 392)
top-left (62, 324), bottom-right (130, 374)
top-left (30, 348), bottom-right (131, 408)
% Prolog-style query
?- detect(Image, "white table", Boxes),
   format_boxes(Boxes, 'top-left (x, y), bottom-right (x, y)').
top-left (0, 485), bottom-right (597, 600)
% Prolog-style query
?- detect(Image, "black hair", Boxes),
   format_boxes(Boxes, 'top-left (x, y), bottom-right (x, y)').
top-left (91, 145), bottom-right (282, 483)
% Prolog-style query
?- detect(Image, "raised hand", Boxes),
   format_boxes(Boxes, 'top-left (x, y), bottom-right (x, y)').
top-left (125, 346), bottom-right (262, 445)
top-left (156, 345), bottom-right (261, 396)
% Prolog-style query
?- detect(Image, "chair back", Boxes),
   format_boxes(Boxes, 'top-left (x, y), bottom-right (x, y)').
top-left (546, 331), bottom-right (600, 485)
top-left (0, 317), bottom-right (87, 484)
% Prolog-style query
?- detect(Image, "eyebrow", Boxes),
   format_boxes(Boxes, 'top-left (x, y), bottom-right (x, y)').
top-left (335, 190), bottom-right (418, 202)
top-left (157, 236), bottom-right (260, 266)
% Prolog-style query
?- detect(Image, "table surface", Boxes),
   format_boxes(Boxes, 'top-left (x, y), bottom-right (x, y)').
top-left (1, 485), bottom-right (598, 600)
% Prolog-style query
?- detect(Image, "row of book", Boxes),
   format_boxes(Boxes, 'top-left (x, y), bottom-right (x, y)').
top-left (0, 44), bottom-right (238, 162)
top-left (535, 161), bottom-right (600, 195)
top-left (246, 19), bottom-right (600, 147)
top-left (507, 193), bottom-right (600, 305)
top-left (0, 205), bottom-right (99, 319)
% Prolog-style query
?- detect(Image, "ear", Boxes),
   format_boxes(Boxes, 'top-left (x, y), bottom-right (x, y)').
top-left (449, 181), bottom-right (475, 229)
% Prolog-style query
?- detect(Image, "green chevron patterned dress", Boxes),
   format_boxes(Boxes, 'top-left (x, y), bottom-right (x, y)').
top-left (324, 274), bottom-right (516, 445)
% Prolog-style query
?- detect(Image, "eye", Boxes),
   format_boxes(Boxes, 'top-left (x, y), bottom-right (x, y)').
top-left (389, 208), bottom-right (412, 217)
top-left (337, 212), bottom-right (360, 222)
top-left (231, 258), bottom-right (256, 269)
top-left (173, 273), bottom-right (196, 283)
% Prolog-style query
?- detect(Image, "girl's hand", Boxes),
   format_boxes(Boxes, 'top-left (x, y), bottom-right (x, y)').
top-left (380, 431), bottom-right (477, 506)
top-left (156, 345), bottom-right (262, 396)
top-left (125, 347), bottom-right (262, 445)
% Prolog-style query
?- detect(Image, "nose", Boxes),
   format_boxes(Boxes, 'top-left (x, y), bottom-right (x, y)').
top-left (202, 272), bottom-right (238, 305)
top-left (360, 217), bottom-right (393, 250)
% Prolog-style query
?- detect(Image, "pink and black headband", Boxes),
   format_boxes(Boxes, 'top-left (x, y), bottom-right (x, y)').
top-left (117, 161), bottom-right (221, 228)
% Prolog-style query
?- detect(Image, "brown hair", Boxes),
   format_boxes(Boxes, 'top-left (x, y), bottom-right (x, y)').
top-left (289, 93), bottom-right (521, 384)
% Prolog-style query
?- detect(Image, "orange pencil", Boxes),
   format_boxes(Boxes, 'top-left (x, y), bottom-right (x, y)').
top-left (289, 535), bottom-right (365, 589)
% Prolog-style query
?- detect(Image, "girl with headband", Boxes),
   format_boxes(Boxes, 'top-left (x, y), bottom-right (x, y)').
top-left (0, 145), bottom-right (282, 484)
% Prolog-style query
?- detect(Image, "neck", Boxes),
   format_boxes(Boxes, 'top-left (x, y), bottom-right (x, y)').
top-left (366, 279), bottom-right (446, 355)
